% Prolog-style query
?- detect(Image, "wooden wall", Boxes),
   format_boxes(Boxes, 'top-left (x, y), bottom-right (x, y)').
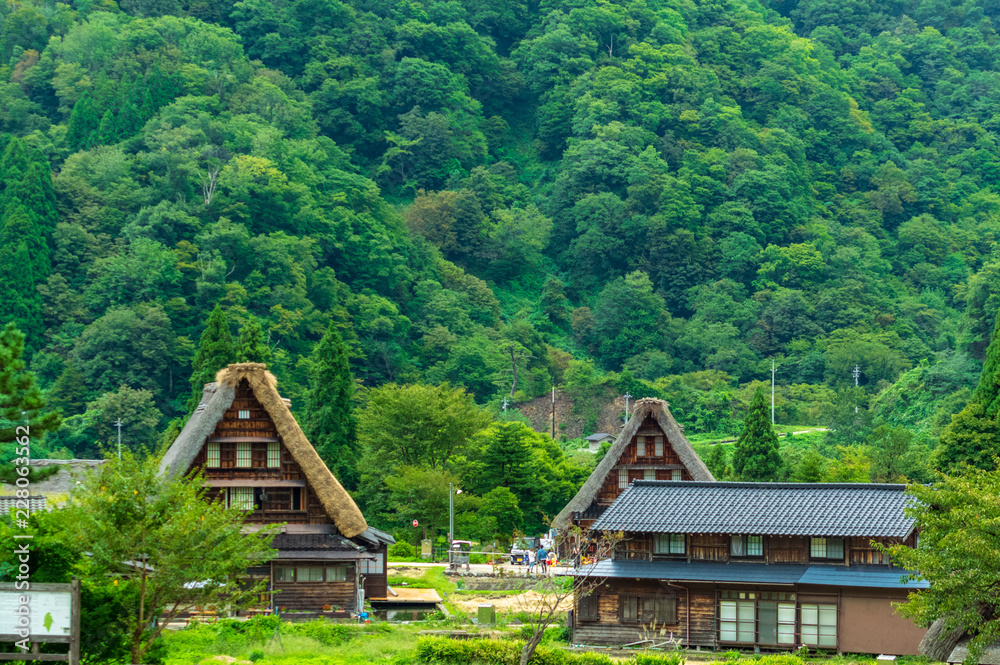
top-left (273, 580), bottom-right (357, 612)
top-left (188, 380), bottom-right (332, 526)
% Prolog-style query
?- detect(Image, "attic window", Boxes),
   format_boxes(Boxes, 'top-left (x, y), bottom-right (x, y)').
top-left (653, 533), bottom-right (685, 555)
top-left (238, 410), bottom-right (250, 419)
top-left (654, 436), bottom-right (664, 456)
top-left (671, 469), bottom-right (682, 481)
top-left (228, 487), bottom-right (254, 511)
top-left (643, 469), bottom-right (655, 481)
top-left (637, 439), bottom-right (645, 456)
top-left (267, 441), bottom-right (280, 468)
top-left (618, 469), bottom-right (627, 489)
top-left (207, 441), bottom-right (220, 467)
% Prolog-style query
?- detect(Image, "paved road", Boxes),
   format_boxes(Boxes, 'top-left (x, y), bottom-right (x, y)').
top-left (389, 560), bottom-right (575, 577)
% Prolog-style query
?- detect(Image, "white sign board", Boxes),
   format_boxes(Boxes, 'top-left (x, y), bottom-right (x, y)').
top-left (0, 590), bottom-right (72, 637)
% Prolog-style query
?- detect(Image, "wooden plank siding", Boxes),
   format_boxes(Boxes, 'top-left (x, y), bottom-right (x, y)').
top-left (595, 416), bottom-right (694, 506)
top-left (575, 579), bottom-right (688, 646)
top-left (273, 580), bottom-right (357, 612)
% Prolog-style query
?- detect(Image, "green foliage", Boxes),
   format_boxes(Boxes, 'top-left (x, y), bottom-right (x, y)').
top-left (388, 541), bottom-right (418, 558)
top-left (188, 305), bottom-right (235, 412)
top-left (0, 322), bottom-right (60, 445)
top-left (885, 468), bottom-right (1000, 665)
top-left (732, 388), bottom-right (782, 481)
top-left (301, 322), bottom-right (358, 488)
top-left (236, 316), bottom-right (271, 364)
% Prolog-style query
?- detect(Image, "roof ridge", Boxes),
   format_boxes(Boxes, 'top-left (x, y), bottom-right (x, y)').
top-left (630, 480), bottom-right (908, 490)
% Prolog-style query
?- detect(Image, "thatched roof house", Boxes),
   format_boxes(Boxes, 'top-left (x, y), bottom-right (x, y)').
top-left (554, 397), bottom-right (713, 530)
top-left (160, 363), bottom-right (392, 612)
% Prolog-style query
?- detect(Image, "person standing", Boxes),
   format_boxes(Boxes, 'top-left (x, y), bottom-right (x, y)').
top-left (537, 545), bottom-right (547, 574)
top-left (526, 548), bottom-right (536, 576)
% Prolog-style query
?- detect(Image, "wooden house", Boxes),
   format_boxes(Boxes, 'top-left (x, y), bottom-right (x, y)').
top-left (159, 363), bottom-right (393, 613)
top-left (571, 481), bottom-right (928, 655)
top-left (554, 398), bottom-right (714, 533)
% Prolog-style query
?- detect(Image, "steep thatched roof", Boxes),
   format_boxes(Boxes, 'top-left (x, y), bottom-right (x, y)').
top-left (553, 397), bottom-right (714, 529)
top-left (159, 363), bottom-right (368, 538)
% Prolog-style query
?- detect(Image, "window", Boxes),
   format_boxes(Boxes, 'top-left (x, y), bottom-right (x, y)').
top-left (297, 566), bottom-right (324, 582)
top-left (642, 595), bottom-right (678, 624)
top-left (618, 469), bottom-right (627, 489)
top-left (267, 441), bottom-right (280, 468)
top-left (359, 553), bottom-right (384, 575)
top-left (720, 598), bottom-right (755, 643)
top-left (758, 601), bottom-right (796, 645)
top-left (228, 487), bottom-right (254, 511)
top-left (207, 441), bottom-right (220, 467)
top-left (654, 436), bottom-right (663, 456)
top-left (275, 566), bottom-right (295, 582)
top-left (730, 535), bottom-right (763, 557)
top-left (236, 441), bottom-right (251, 467)
top-left (619, 594), bottom-right (638, 623)
top-left (578, 595), bottom-right (599, 621)
top-left (238, 409), bottom-right (250, 419)
top-left (653, 533), bottom-right (685, 555)
top-left (644, 469), bottom-right (655, 481)
top-left (810, 537), bottom-right (845, 560)
top-left (326, 566), bottom-right (348, 582)
top-left (670, 469), bottom-right (682, 481)
top-left (637, 439), bottom-right (645, 456)
top-left (801, 603), bottom-right (837, 647)
top-left (291, 487), bottom-right (302, 511)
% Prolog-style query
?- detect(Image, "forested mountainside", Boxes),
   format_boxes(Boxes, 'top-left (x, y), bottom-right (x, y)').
top-left (3, 0), bottom-right (1000, 474)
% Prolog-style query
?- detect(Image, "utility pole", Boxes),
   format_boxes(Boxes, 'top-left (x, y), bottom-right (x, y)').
top-left (502, 397), bottom-right (508, 415)
top-left (771, 360), bottom-right (776, 425)
top-left (114, 418), bottom-right (124, 460)
top-left (624, 393), bottom-right (632, 424)
top-left (853, 365), bottom-right (861, 413)
top-left (551, 386), bottom-right (556, 439)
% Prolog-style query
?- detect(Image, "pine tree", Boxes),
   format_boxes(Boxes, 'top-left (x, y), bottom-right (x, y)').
top-left (188, 305), bottom-right (235, 412)
top-left (237, 316), bottom-right (271, 363)
top-left (938, 311), bottom-right (1000, 471)
top-left (116, 101), bottom-right (143, 140)
top-left (704, 444), bottom-right (731, 480)
top-left (0, 323), bottom-right (60, 446)
top-left (49, 362), bottom-right (88, 417)
top-left (66, 92), bottom-right (100, 150)
top-left (732, 387), bottom-right (782, 481)
top-left (0, 239), bottom-right (44, 350)
top-left (481, 422), bottom-right (533, 502)
top-left (302, 322), bottom-right (358, 489)
top-left (96, 109), bottom-right (118, 145)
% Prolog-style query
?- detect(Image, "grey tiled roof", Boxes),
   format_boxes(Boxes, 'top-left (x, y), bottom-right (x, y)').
top-left (590, 481), bottom-right (915, 538)
top-left (572, 559), bottom-right (928, 589)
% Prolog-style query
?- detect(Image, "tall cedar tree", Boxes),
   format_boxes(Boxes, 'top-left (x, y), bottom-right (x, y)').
top-left (480, 422), bottom-right (533, 501)
top-left (938, 311), bottom-right (1000, 471)
top-left (0, 323), bottom-right (60, 445)
top-left (237, 316), bottom-right (271, 364)
top-left (302, 323), bottom-right (358, 489)
top-left (187, 305), bottom-right (235, 412)
top-left (732, 387), bottom-right (782, 481)
top-left (66, 92), bottom-right (99, 150)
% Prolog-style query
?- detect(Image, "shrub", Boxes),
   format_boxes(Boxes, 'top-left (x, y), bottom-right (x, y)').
top-left (248, 650), bottom-right (265, 662)
top-left (389, 541), bottom-right (418, 558)
top-left (634, 654), bottom-right (685, 665)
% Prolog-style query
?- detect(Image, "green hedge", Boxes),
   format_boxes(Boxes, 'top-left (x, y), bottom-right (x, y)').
top-left (415, 637), bottom-right (688, 665)
top-left (416, 638), bottom-right (806, 665)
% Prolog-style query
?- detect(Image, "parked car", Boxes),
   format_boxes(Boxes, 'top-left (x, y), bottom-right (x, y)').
top-left (509, 538), bottom-right (535, 565)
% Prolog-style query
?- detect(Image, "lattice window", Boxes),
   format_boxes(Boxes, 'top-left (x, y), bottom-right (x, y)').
top-left (297, 566), bottom-right (324, 582)
top-left (578, 595), bottom-right (599, 621)
top-left (801, 603), bottom-right (837, 647)
top-left (228, 487), bottom-right (254, 511)
top-left (326, 566), bottom-right (348, 582)
top-left (238, 410), bottom-right (250, 419)
top-left (654, 436), bottom-right (663, 456)
top-left (236, 442), bottom-right (251, 467)
top-left (637, 438), bottom-right (645, 456)
top-left (643, 469), bottom-right (655, 481)
top-left (267, 441), bottom-right (280, 468)
top-left (653, 533), bottom-right (685, 555)
top-left (618, 468), bottom-right (627, 489)
top-left (207, 441), bottom-right (220, 467)
top-left (670, 469), bottom-right (682, 481)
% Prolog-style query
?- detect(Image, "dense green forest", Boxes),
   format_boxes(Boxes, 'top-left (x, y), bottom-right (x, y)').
top-left (5, 0), bottom-right (1000, 532)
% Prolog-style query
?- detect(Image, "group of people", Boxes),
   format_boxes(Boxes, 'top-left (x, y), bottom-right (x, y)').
top-left (525, 546), bottom-right (557, 575)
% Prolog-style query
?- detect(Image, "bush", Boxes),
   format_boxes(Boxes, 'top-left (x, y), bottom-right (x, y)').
top-left (415, 636), bottom-right (624, 665)
top-left (248, 650), bottom-right (265, 662)
top-left (634, 654), bottom-right (685, 665)
top-left (389, 541), bottom-right (418, 558)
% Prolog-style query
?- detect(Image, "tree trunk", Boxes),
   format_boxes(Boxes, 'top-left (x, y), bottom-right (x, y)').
top-left (509, 348), bottom-right (518, 398)
top-left (520, 628), bottom-right (546, 665)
